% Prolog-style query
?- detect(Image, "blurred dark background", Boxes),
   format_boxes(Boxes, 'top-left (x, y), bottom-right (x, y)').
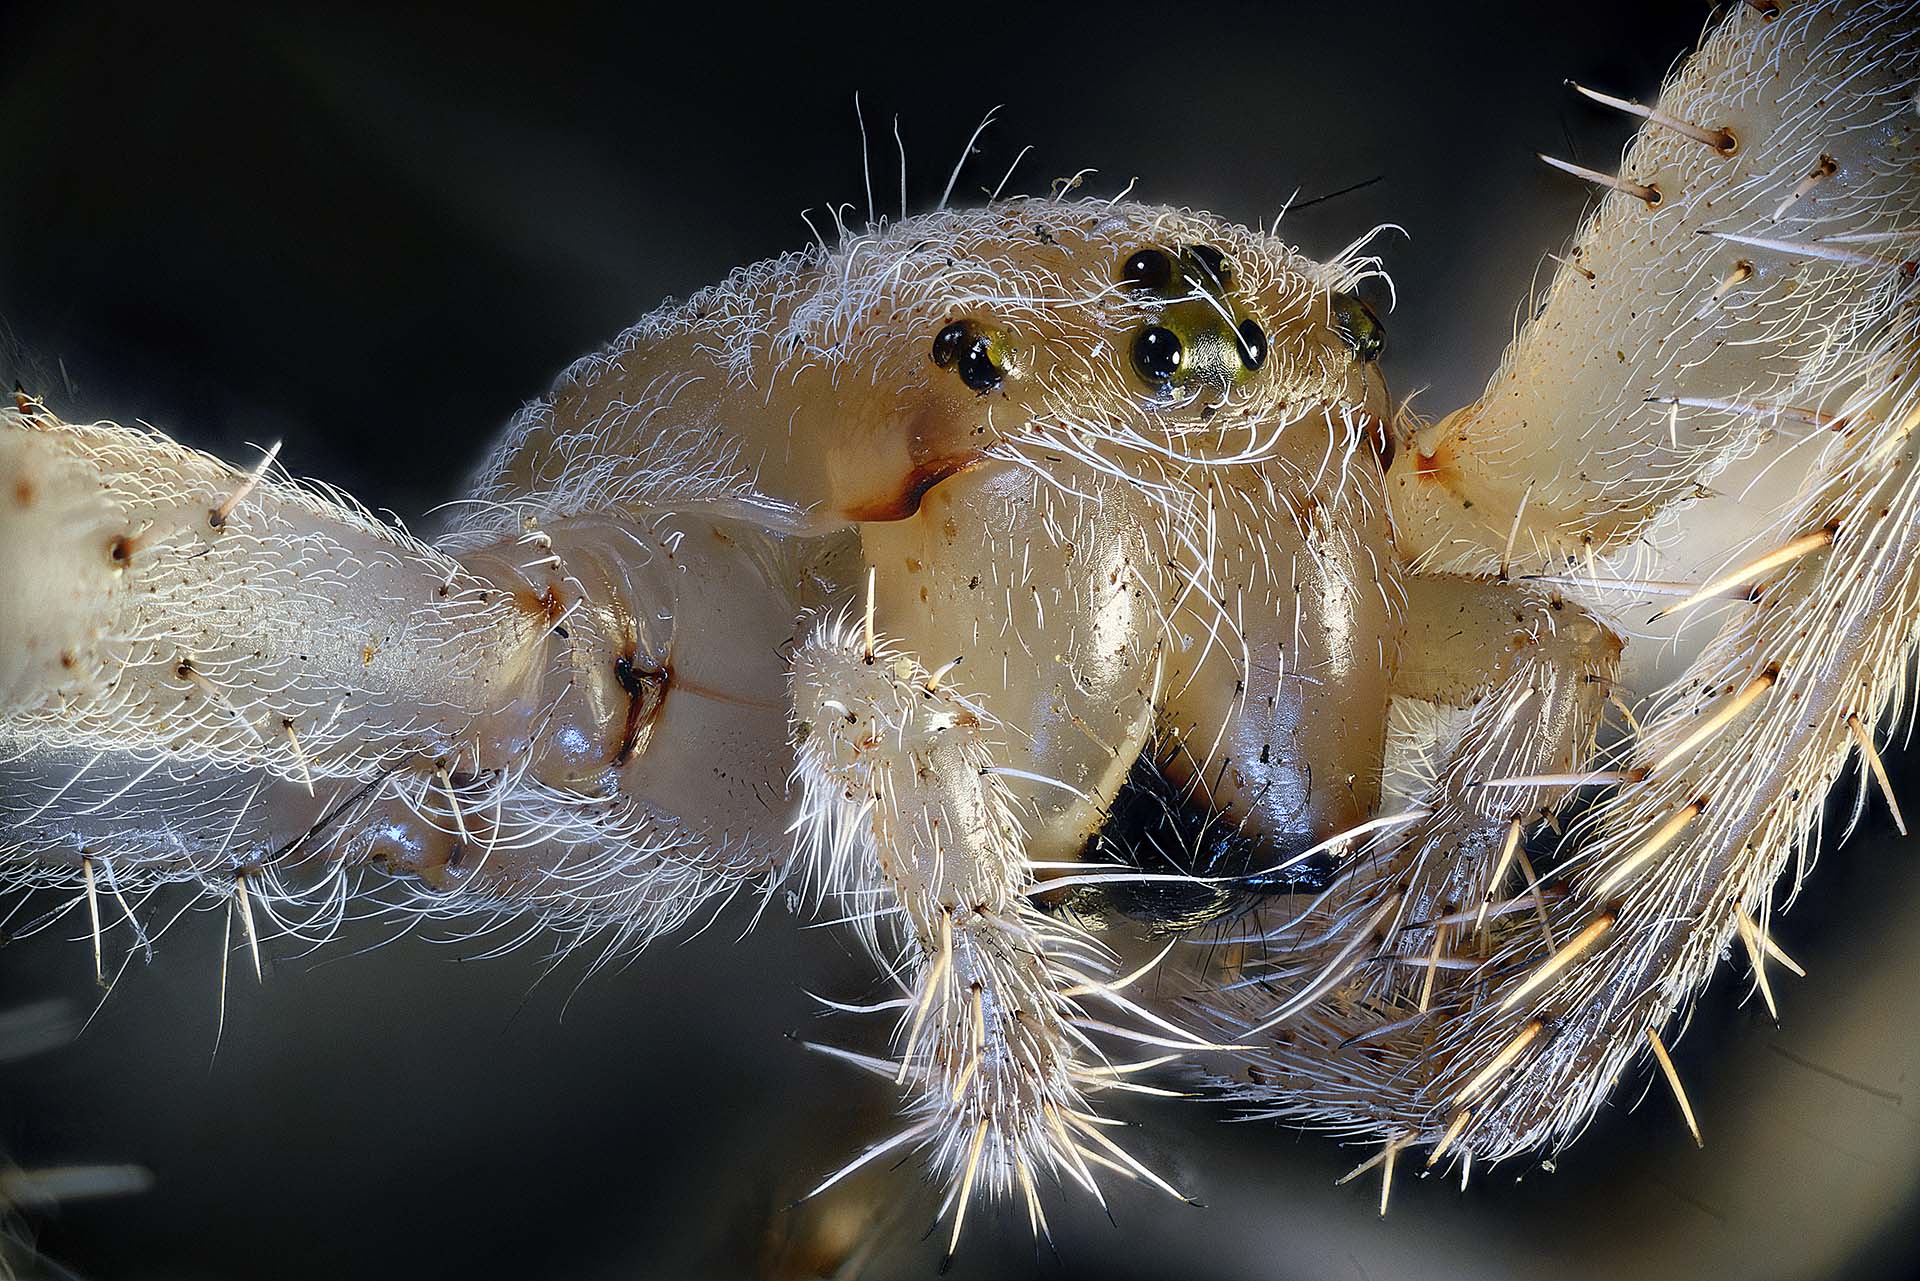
top-left (1, 2), bottom-right (1916, 1278)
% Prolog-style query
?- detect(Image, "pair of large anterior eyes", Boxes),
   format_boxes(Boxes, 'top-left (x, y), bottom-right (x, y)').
top-left (1118, 245), bottom-right (1268, 391)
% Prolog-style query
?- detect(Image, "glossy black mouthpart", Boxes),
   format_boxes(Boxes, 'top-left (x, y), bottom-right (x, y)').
top-left (1078, 748), bottom-right (1338, 933)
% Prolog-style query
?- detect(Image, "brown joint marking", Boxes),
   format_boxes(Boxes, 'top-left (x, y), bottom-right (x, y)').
top-left (12, 476), bottom-right (34, 508)
top-left (1413, 439), bottom-right (1454, 482)
top-left (514, 583), bottom-right (566, 623)
top-left (844, 455), bottom-right (978, 523)
top-left (612, 651), bottom-right (669, 766)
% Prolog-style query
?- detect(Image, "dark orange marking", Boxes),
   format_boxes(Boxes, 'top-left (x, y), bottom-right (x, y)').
top-left (513, 583), bottom-right (566, 624)
top-left (1413, 438), bottom-right (1459, 485)
top-left (843, 455), bottom-right (977, 522)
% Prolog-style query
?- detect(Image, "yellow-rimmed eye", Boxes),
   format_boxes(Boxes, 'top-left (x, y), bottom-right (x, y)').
top-left (1131, 325), bottom-right (1184, 385)
top-left (1331, 291), bottom-right (1385, 362)
top-left (930, 319), bottom-right (1007, 392)
top-left (1128, 305), bottom-right (1266, 393)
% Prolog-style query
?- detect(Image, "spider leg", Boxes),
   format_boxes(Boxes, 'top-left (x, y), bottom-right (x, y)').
top-left (1209, 230), bottom-right (1920, 1175)
top-left (1277, 0), bottom-right (1920, 1169)
top-left (1, 407), bottom-right (808, 956)
top-left (1196, 577), bottom-right (1619, 1117)
top-left (1388, 0), bottom-right (1918, 574)
top-left (787, 614), bottom-right (1197, 1246)
top-left (1436, 291), bottom-right (1920, 1163)
top-left (0, 409), bottom-right (542, 783)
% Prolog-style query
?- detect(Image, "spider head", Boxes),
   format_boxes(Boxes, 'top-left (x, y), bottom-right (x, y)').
top-left (831, 202), bottom-right (1393, 513)
top-left (1081, 223), bottom-right (1394, 478)
top-left (827, 205), bottom-right (1404, 928)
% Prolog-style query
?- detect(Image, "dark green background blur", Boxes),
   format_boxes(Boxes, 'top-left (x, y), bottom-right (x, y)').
top-left (1, 2), bottom-right (1915, 1278)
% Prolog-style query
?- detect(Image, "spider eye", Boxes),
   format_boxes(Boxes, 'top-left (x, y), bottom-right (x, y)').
top-left (1331, 291), bottom-right (1385, 362)
top-left (930, 319), bottom-right (1006, 393)
top-left (1120, 248), bottom-right (1174, 291)
top-left (1131, 325), bottom-right (1184, 385)
top-left (1183, 244), bottom-right (1233, 291)
top-left (1235, 318), bottom-right (1268, 371)
top-left (957, 342), bottom-right (1003, 392)
top-left (930, 321), bottom-right (969, 369)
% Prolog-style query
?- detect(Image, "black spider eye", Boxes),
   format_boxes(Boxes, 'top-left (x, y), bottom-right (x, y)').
top-left (956, 341), bottom-right (1002, 392)
top-left (930, 321), bottom-right (969, 369)
top-left (1331, 292), bottom-right (1385, 362)
top-left (1131, 325), bottom-right (1183, 385)
top-left (931, 319), bottom-right (1005, 392)
top-left (1236, 318), bottom-right (1268, 371)
top-left (1183, 243), bottom-right (1233, 291)
top-left (1120, 248), bottom-right (1174, 291)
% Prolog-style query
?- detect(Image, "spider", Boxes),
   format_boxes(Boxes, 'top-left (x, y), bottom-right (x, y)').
top-left (1, 2), bottom-right (1917, 1278)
